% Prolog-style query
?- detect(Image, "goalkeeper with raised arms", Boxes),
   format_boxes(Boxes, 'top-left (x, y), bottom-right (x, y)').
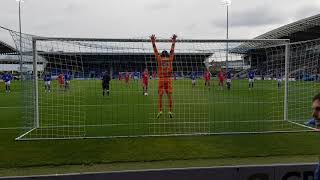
top-left (151, 34), bottom-right (177, 119)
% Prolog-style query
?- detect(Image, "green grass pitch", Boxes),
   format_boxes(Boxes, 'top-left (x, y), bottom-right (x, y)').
top-left (0, 79), bottom-right (319, 172)
top-left (16, 79), bottom-right (313, 138)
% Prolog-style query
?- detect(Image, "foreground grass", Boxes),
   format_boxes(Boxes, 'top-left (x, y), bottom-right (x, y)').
top-left (0, 155), bottom-right (318, 177)
top-left (0, 129), bottom-right (320, 173)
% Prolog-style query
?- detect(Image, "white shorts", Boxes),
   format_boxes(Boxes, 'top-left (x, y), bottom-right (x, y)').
top-left (5, 81), bottom-right (11, 85)
top-left (45, 81), bottom-right (51, 86)
top-left (192, 80), bottom-right (196, 84)
top-left (227, 79), bottom-right (231, 83)
top-left (249, 79), bottom-right (254, 83)
top-left (65, 81), bottom-right (70, 84)
top-left (277, 79), bottom-right (282, 82)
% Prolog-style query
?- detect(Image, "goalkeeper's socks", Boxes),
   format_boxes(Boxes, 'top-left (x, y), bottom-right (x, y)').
top-left (156, 111), bottom-right (163, 119)
top-left (168, 112), bottom-right (174, 118)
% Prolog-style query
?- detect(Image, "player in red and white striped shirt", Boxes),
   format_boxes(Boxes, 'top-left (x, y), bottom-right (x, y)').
top-left (204, 68), bottom-right (211, 90)
top-left (142, 69), bottom-right (149, 96)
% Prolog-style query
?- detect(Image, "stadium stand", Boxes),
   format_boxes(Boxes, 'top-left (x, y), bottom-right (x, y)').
top-left (0, 40), bottom-right (15, 54)
top-left (40, 52), bottom-right (212, 78)
top-left (243, 14), bottom-right (320, 79)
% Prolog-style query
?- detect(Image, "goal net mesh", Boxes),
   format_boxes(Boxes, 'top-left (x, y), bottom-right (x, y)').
top-left (9, 31), bottom-right (319, 140)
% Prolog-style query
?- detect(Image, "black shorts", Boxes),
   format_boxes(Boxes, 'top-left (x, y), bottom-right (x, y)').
top-left (102, 83), bottom-right (109, 90)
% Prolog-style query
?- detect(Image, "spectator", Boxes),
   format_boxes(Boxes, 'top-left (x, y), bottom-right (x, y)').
top-left (312, 93), bottom-right (320, 180)
top-left (312, 93), bottom-right (320, 129)
top-left (315, 162), bottom-right (320, 180)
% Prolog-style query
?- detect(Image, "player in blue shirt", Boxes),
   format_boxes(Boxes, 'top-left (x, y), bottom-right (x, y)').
top-left (64, 71), bottom-right (72, 90)
top-left (2, 72), bottom-right (13, 93)
top-left (248, 70), bottom-right (255, 90)
top-left (43, 72), bottom-right (52, 93)
top-left (226, 71), bottom-right (232, 90)
top-left (305, 118), bottom-right (316, 128)
top-left (277, 73), bottom-right (282, 88)
top-left (134, 71), bottom-right (140, 81)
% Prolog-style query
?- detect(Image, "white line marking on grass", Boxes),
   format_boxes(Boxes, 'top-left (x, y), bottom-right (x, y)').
top-left (28, 102), bottom-right (286, 108)
top-left (36, 120), bottom-right (295, 128)
top-left (287, 120), bottom-right (318, 131)
top-left (14, 129), bottom-right (315, 141)
top-left (15, 127), bottom-right (37, 140)
top-left (0, 127), bottom-right (24, 130)
top-left (0, 101), bottom-right (296, 109)
top-left (0, 106), bottom-right (23, 109)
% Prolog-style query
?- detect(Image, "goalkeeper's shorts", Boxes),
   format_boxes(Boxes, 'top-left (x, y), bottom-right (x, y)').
top-left (158, 79), bottom-right (172, 94)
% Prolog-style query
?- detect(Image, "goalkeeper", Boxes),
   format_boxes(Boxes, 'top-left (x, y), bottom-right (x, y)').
top-left (151, 34), bottom-right (177, 119)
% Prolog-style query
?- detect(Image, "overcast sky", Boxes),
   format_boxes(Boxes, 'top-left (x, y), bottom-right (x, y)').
top-left (0, 0), bottom-right (320, 46)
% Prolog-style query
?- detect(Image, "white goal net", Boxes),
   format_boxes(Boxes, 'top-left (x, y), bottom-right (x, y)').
top-left (8, 31), bottom-right (319, 140)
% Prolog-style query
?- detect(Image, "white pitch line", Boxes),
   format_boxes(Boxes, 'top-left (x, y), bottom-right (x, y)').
top-left (0, 127), bottom-right (24, 130)
top-left (0, 102), bottom-right (287, 109)
top-left (0, 100), bottom-right (310, 109)
top-left (287, 120), bottom-right (318, 131)
top-left (0, 106), bottom-right (23, 109)
top-left (15, 127), bottom-right (37, 140)
top-left (27, 120), bottom-right (296, 129)
top-left (14, 130), bottom-right (315, 141)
